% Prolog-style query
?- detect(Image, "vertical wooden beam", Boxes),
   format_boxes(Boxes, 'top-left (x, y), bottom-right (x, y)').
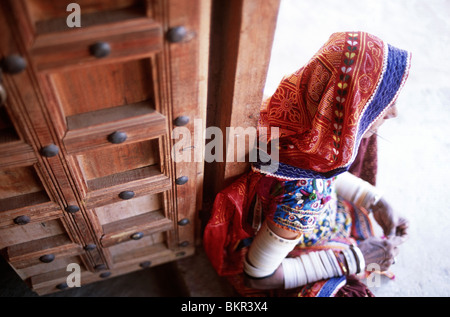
top-left (204, 0), bottom-right (280, 201)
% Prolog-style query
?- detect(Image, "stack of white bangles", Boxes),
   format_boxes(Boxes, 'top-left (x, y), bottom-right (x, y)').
top-left (282, 245), bottom-right (365, 289)
top-left (335, 172), bottom-right (383, 210)
top-left (243, 221), bottom-right (301, 279)
top-left (243, 218), bottom-right (366, 290)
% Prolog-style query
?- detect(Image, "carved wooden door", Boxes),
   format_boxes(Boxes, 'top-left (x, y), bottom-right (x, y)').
top-left (0, 0), bottom-right (209, 295)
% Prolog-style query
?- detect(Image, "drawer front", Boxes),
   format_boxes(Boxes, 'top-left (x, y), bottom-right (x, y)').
top-left (63, 108), bottom-right (167, 154)
top-left (93, 192), bottom-right (174, 247)
top-left (0, 163), bottom-right (61, 229)
top-left (0, 202), bottom-right (61, 229)
top-left (29, 244), bottom-right (195, 295)
top-left (84, 169), bottom-right (172, 209)
top-left (31, 19), bottom-right (163, 72)
top-left (100, 221), bottom-right (173, 248)
top-left (7, 239), bottom-right (83, 270)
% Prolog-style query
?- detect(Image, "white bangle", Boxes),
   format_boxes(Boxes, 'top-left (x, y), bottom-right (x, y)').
top-left (282, 248), bottom-right (352, 289)
top-left (342, 248), bottom-right (357, 275)
top-left (335, 172), bottom-right (383, 209)
top-left (326, 249), bottom-right (343, 276)
top-left (309, 251), bottom-right (326, 281)
top-left (281, 258), bottom-right (295, 289)
top-left (350, 245), bottom-right (366, 274)
top-left (318, 250), bottom-right (334, 279)
top-left (282, 257), bottom-right (307, 289)
top-left (300, 253), bottom-right (317, 283)
top-left (244, 221), bottom-right (301, 278)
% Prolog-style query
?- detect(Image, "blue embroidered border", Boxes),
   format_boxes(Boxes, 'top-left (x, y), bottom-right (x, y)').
top-left (316, 276), bottom-right (347, 297)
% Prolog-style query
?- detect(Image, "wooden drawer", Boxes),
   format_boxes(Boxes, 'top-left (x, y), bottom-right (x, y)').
top-left (30, 18), bottom-right (163, 72)
top-left (29, 242), bottom-right (194, 295)
top-left (72, 137), bottom-right (172, 208)
top-left (0, 202), bottom-right (61, 230)
top-left (0, 164), bottom-right (61, 229)
top-left (0, 218), bottom-right (66, 250)
top-left (15, 255), bottom-right (83, 280)
top-left (94, 192), bottom-right (173, 247)
top-left (64, 103), bottom-right (167, 154)
top-left (5, 234), bottom-right (83, 269)
top-left (0, 141), bottom-right (36, 169)
top-left (100, 215), bottom-right (173, 248)
top-left (107, 236), bottom-right (194, 267)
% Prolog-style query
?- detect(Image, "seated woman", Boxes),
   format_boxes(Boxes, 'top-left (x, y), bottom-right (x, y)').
top-left (203, 31), bottom-right (411, 297)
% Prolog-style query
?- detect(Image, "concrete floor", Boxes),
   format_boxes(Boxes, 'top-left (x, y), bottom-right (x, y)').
top-left (265, 0), bottom-right (450, 297)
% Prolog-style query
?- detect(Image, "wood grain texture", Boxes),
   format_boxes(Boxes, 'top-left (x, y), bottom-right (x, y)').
top-left (205, 0), bottom-right (280, 196)
top-left (31, 18), bottom-right (163, 72)
top-left (1, 0), bottom-right (210, 294)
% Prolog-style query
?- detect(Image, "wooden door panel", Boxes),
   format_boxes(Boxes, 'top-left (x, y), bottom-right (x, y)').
top-left (16, 255), bottom-right (83, 280)
top-left (26, 0), bottom-right (161, 73)
top-left (77, 139), bottom-right (160, 181)
top-left (95, 192), bottom-right (163, 223)
top-left (50, 58), bottom-right (155, 117)
top-left (25, 0), bottom-right (147, 26)
top-left (1, 0), bottom-right (209, 294)
top-left (0, 164), bottom-right (61, 229)
top-left (0, 218), bottom-right (66, 249)
top-left (108, 233), bottom-right (168, 263)
top-left (64, 108), bottom-right (167, 154)
top-left (6, 233), bottom-right (83, 269)
top-left (0, 165), bottom-right (47, 200)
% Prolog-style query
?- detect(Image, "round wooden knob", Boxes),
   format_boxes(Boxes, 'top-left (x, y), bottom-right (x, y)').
top-left (177, 218), bottom-right (190, 226)
top-left (14, 215), bottom-right (30, 225)
top-left (56, 282), bottom-right (68, 290)
top-left (119, 191), bottom-right (135, 200)
top-left (173, 116), bottom-right (190, 126)
top-left (167, 26), bottom-right (187, 43)
top-left (2, 55), bottom-right (27, 74)
top-left (84, 244), bottom-right (97, 251)
top-left (65, 205), bottom-right (80, 214)
top-left (40, 144), bottom-right (59, 157)
top-left (107, 131), bottom-right (127, 144)
top-left (179, 241), bottom-right (190, 247)
top-left (39, 254), bottom-right (55, 263)
top-left (89, 42), bottom-right (111, 58)
top-left (175, 176), bottom-right (188, 185)
top-left (130, 232), bottom-right (144, 240)
top-left (94, 264), bottom-right (107, 271)
top-left (139, 261), bottom-right (151, 268)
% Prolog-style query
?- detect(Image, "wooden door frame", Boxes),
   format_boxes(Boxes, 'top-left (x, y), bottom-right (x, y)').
top-left (201, 0), bottom-right (280, 223)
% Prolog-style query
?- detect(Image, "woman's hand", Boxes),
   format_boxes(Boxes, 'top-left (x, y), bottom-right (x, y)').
top-left (371, 197), bottom-right (410, 242)
top-left (358, 236), bottom-right (403, 271)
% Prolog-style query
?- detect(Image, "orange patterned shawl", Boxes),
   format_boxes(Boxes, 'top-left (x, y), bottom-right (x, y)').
top-left (253, 31), bottom-right (411, 179)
